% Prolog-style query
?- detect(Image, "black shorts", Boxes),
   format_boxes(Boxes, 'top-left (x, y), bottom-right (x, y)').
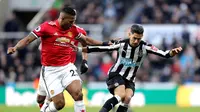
top-left (106, 72), bottom-right (135, 95)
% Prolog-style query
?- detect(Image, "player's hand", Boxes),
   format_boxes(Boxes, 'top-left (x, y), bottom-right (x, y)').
top-left (7, 47), bottom-right (17, 54)
top-left (170, 47), bottom-right (182, 56)
top-left (103, 38), bottom-right (121, 46)
top-left (80, 59), bottom-right (88, 74)
top-left (110, 37), bottom-right (121, 44)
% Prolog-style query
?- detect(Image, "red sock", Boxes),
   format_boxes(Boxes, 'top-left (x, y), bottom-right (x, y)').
top-left (39, 103), bottom-right (44, 108)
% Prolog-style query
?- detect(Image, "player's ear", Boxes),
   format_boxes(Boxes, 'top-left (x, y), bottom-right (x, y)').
top-left (128, 32), bottom-right (132, 38)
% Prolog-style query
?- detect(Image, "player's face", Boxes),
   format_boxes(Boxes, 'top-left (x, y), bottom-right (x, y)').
top-left (129, 32), bottom-right (143, 47)
top-left (58, 12), bottom-right (76, 30)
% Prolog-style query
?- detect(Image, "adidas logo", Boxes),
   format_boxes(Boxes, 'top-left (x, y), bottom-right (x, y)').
top-left (54, 32), bottom-right (58, 36)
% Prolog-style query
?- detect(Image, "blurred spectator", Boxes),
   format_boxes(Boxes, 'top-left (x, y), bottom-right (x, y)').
top-left (4, 12), bottom-right (20, 32)
top-left (137, 0), bottom-right (199, 24)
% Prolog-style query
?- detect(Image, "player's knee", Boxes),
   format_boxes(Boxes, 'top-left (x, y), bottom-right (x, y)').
top-left (36, 95), bottom-right (45, 104)
top-left (72, 89), bottom-right (83, 101)
top-left (54, 99), bottom-right (65, 110)
top-left (117, 91), bottom-right (126, 100)
top-left (123, 95), bottom-right (132, 104)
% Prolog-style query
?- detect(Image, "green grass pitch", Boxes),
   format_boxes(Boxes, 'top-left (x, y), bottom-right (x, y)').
top-left (0, 105), bottom-right (200, 112)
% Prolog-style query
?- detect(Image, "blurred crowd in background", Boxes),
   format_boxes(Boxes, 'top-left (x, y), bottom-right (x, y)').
top-left (0, 0), bottom-right (200, 86)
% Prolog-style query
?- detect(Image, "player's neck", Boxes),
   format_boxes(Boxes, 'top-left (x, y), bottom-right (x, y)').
top-left (57, 20), bottom-right (70, 30)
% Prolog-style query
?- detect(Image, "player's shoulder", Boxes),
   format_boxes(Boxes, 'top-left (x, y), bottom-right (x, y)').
top-left (118, 38), bottom-right (129, 43)
top-left (72, 24), bottom-right (87, 35)
top-left (41, 21), bottom-right (56, 26)
top-left (140, 40), bottom-right (152, 46)
top-left (73, 24), bottom-right (85, 31)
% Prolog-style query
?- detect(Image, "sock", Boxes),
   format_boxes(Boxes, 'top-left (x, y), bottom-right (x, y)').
top-left (40, 99), bottom-right (51, 110)
top-left (116, 103), bottom-right (128, 112)
top-left (39, 103), bottom-right (43, 108)
top-left (43, 102), bottom-right (58, 112)
top-left (74, 101), bottom-right (86, 112)
top-left (99, 95), bottom-right (121, 112)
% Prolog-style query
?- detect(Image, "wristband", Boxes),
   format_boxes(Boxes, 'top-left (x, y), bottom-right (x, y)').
top-left (102, 41), bottom-right (109, 46)
top-left (78, 47), bottom-right (82, 52)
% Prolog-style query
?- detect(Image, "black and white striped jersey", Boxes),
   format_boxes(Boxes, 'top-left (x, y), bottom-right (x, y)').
top-left (87, 39), bottom-right (172, 82)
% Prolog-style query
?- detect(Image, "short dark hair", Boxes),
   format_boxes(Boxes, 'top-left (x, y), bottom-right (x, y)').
top-left (61, 5), bottom-right (76, 16)
top-left (131, 24), bottom-right (144, 34)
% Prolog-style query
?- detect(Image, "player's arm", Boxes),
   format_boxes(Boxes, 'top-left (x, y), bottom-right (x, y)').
top-left (76, 34), bottom-right (113, 46)
top-left (145, 44), bottom-right (182, 58)
top-left (80, 43), bottom-right (89, 74)
top-left (77, 43), bottom-right (120, 53)
top-left (7, 33), bottom-right (37, 54)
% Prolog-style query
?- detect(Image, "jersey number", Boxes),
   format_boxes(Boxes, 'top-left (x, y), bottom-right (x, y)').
top-left (70, 70), bottom-right (76, 76)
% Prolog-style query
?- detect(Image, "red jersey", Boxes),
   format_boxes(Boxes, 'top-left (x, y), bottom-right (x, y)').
top-left (31, 20), bottom-right (87, 66)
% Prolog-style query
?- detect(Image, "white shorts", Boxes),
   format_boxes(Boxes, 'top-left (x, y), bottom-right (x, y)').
top-left (40, 63), bottom-right (82, 98)
top-left (37, 71), bottom-right (47, 97)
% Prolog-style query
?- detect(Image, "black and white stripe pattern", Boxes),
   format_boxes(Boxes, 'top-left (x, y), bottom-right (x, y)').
top-left (87, 39), bottom-right (172, 82)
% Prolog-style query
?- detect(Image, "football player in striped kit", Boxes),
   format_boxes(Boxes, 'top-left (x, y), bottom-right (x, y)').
top-left (75, 24), bottom-right (182, 112)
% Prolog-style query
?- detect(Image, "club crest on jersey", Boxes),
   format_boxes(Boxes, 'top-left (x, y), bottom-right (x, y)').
top-left (151, 45), bottom-right (158, 51)
top-left (56, 37), bottom-right (70, 43)
top-left (67, 32), bottom-right (73, 38)
top-left (35, 26), bottom-right (41, 32)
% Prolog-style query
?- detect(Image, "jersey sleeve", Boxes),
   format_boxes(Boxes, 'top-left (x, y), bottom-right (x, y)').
top-left (31, 22), bottom-right (47, 38)
top-left (144, 43), bottom-right (171, 58)
top-left (79, 28), bottom-right (87, 36)
top-left (87, 43), bottom-right (120, 53)
top-left (74, 25), bottom-right (87, 40)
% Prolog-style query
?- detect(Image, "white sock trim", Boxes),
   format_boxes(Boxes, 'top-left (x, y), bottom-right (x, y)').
top-left (46, 102), bottom-right (58, 112)
top-left (114, 95), bottom-right (121, 102)
top-left (74, 100), bottom-right (84, 106)
top-left (121, 103), bottom-right (129, 108)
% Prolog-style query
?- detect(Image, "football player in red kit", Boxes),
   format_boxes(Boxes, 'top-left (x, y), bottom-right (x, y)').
top-left (7, 6), bottom-right (112, 112)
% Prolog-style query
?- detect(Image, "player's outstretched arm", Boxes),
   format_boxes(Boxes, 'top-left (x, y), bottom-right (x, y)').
top-left (7, 33), bottom-right (37, 54)
top-left (75, 43), bottom-right (120, 53)
top-left (146, 44), bottom-right (182, 58)
top-left (80, 43), bottom-right (89, 74)
top-left (76, 34), bottom-right (114, 46)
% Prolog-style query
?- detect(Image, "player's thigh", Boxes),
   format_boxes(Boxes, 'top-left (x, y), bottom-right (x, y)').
top-left (62, 64), bottom-right (82, 93)
top-left (106, 73), bottom-right (125, 95)
top-left (65, 80), bottom-right (82, 97)
top-left (123, 88), bottom-right (134, 104)
top-left (125, 81), bottom-right (135, 95)
top-left (42, 63), bottom-right (80, 98)
top-left (41, 73), bottom-right (64, 98)
top-left (114, 85), bottom-right (126, 98)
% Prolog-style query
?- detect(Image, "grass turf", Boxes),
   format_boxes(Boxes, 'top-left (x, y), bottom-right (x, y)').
top-left (0, 105), bottom-right (200, 112)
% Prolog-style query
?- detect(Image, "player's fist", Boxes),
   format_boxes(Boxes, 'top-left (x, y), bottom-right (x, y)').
top-left (170, 47), bottom-right (182, 56)
top-left (80, 59), bottom-right (88, 74)
top-left (7, 47), bottom-right (17, 54)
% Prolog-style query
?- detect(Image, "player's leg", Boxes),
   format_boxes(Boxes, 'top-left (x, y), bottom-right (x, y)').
top-left (37, 94), bottom-right (46, 108)
top-left (66, 80), bottom-right (86, 112)
top-left (41, 86), bottom-right (65, 112)
top-left (44, 93), bottom-right (65, 112)
top-left (37, 75), bottom-right (47, 108)
top-left (40, 66), bottom-right (66, 112)
top-left (99, 75), bottom-right (126, 112)
top-left (116, 88), bottom-right (134, 112)
top-left (62, 63), bottom-right (86, 112)
top-left (116, 81), bottom-right (135, 112)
